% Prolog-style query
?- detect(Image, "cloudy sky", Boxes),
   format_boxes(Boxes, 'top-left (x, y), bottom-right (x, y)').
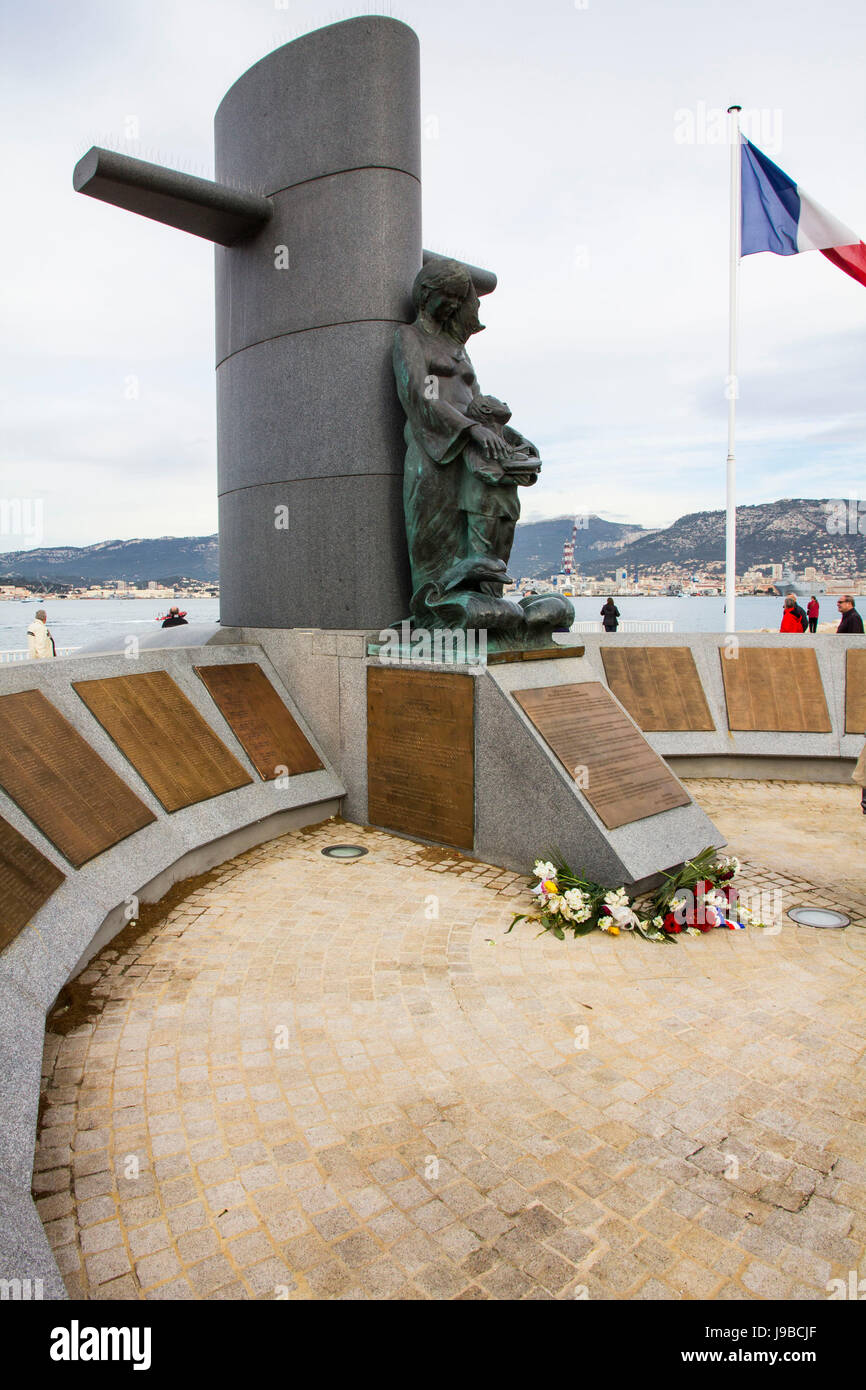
top-left (1, 0), bottom-right (864, 551)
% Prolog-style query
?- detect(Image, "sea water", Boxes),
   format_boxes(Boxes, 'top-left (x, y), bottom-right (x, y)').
top-left (0, 598), bottom-right (222, 653)
top-left (0, 593), bottom-right (845, 654)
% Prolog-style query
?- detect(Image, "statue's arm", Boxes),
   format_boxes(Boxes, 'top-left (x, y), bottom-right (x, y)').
top-left (503, 424), bottom-right (539, 458)
top-left (393, 326), bottom-right (474, 464)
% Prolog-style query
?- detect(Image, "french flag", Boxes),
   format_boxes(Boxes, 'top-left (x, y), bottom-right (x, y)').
top-left (741, 138), bottom-right (866, 289)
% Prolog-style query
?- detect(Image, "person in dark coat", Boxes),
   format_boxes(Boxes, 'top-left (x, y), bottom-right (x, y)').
top-left (161, 606), bottom-right (188, 629)
top-left (806, 596), bottom-right (820, 633)
top-left (785, 593), bottom-right (808, 631)
top-left (780, 596), bottom-right (806, 633)
top-left (836, 596), bottom-right (864, 633)
top-left (600, 597), bottom-right (620, 632)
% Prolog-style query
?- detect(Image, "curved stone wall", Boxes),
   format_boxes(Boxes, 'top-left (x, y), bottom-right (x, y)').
top-left (0, 642), bottom-right (343, 1298)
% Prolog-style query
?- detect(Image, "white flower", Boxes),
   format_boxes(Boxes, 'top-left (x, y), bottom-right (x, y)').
top-left (701, 889), bottom-right (728, 911)
top-left (533, 861), bottom-right (557, 883)
top-left (563, 888), bottom-right (592, 923)
top-left (546, 895), bottom-right (562, 915)
top-left (671, 896), bottom-right (687, 912)
top-left (605, 902), bottom-right (640, 930)
top-left (603, 887), bottom-right (629, 908)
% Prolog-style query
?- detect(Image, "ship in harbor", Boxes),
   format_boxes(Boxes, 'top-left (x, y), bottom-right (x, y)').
top-left (769, 566), bottom-right (826, 598)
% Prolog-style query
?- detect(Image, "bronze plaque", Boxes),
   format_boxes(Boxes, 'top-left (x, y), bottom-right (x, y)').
top-left (0, 814), bottom-right (66, 953)
top-left (846, 649), bottom-right (866, 735)
top-left (601, 647), bottom-right (715, 731)
top-left (0, 690), bottom-right (156, 867)
top-left (512, 681), bottom-right (691, 830)
top-left (73, 671), bottom-right (253, 812)
top-left (367, 668), bottom-right (474, 849)
top-left (486, 645), bottom-right (585, 665)
top-left (719, 647), bottom-right (831, 732)
top-left (195, 662), bottom-right (323, 779)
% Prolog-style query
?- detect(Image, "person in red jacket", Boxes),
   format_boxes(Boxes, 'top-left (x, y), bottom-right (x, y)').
top-left (780, 595), bottom-right (806, 632)
top-left (806, 596), bottom-right (820, 633)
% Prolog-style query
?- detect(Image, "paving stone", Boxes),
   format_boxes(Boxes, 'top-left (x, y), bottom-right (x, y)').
top-left (30, 819), bottom-right (866, 1302)
top-left (84, 1246), bottom-right (133, 1287)
top-left (135, 1248), bottom-right (182, 1289)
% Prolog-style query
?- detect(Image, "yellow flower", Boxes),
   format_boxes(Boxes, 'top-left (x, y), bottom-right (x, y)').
top-left (608, 925), bottom-right (620, 936)
top-left (542, 879), bottom-right (558, 894)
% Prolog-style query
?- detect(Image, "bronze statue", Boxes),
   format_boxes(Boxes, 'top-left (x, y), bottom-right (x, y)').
top-left (393, 259), bottom-right (573, 645)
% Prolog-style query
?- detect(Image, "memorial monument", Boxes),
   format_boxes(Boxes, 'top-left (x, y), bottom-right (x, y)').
top-left (71, 13), bottom-right (721, 883)
top-left (8, 10), bottom-right (866, 1306)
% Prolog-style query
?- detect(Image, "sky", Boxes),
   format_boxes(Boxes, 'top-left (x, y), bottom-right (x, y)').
top-left (1, 0), bottom-right (864, 551)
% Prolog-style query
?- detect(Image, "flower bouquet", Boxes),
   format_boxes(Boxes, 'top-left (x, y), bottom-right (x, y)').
top-left (646, 847), bottom-right (767, 936)
top-left (508, 859), bottom-right (669, 943)
top-left (509, 848), bottom-right (770, 944)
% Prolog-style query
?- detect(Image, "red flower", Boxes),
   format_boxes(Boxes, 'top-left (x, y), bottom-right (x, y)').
top-left (600, 906), bottom-right (612, 916)
top-left (662, 912), bottom-right (681, 934)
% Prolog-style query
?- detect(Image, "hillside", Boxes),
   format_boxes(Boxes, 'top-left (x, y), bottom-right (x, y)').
top-left (0, 536), bottom-right (219, 584)
top-left (613, 499), bottom-right (865, 574)
top-left (0, 500), bottom-right (862, 585)
top-left (508, 515), bottom-right (650, 579)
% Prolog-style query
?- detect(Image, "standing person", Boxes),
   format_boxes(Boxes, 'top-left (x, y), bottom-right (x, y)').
top-left (853, 739), bottom-right (866, 815)
top-left (600, 597), bottom-right (620, 633)
top-left (836, 595), bottom-right (864, 634)
top-left (786, 593), bottom-right (808, 631)
top-left (806, 595), bottom-right (820, 633)
top-left (26, 609), bottom-right (55, 659)
top-left (161, 606), bottom-right (188, 629)
top-left (780, 595), bottom-right (806, 633)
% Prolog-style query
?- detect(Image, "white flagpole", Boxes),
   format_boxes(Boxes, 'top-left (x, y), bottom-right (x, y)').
top-left (725, 104), bottom-right (742, 634)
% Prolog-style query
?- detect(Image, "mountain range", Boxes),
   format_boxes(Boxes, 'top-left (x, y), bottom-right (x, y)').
top-left (0, 499), bottom-right (862, 585)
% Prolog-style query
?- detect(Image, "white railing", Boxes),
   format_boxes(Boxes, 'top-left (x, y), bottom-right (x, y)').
top-left (0, 647), bottom-right (82, 663)
top-left (571, 620), bottom-right (675, 633)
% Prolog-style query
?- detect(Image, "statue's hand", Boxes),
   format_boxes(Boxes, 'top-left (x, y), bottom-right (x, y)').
top-left (469, 423), bottom-right (509, 461)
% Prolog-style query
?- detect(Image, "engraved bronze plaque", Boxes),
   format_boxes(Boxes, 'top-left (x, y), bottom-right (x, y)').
top-left (846, 649), bottom-right (866, 735)
top-left (0, 690), bottom-right (156, 867)
top-left (719, 647), bottom-right (831, 732)
top-left (486, 645), bottom-right (586, 665)
top-left (512, 681), bottom-right (691, 830)
top-left (0, 814), bottom-right (66, 953)
top-left (367, 668), bottom-right (474, 849)
top-left (73, 671), bottom-right (253, 812)
top-left (601, 647), bottom-right (714, 732)
top-left (195, 662), bottom-right (323, 780)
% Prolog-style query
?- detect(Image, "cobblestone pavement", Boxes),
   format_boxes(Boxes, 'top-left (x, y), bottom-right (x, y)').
top-left (34, 819), bottom-right (866, 1301)
top-left (683, 778), bottom-right (866, 914)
